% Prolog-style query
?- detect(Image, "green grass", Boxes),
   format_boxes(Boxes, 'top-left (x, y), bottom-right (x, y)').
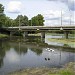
top-left (48, 70), bottom-right (74, 75)
top-left (59, 70), bottom-right (74, 75)
top-left (48, 62), bottom-right (75, 75)
top-left (48, 38), bottom-right (75, 45)
top-left (0, 34), bottom-right (8, 38)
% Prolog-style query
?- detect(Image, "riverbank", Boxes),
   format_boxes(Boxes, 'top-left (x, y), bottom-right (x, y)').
top-left (47, 38), bottom-right (75, 48)
top-left (48, 38), bottom-right (75, 44)
top-left (0, 34), bottom-right (8, 39)
top-left (8, 62), bottom-right (75, 75)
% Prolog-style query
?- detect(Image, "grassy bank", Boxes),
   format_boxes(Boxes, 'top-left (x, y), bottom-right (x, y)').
top-left (47, 38), bottom-right (75, 45)
top-left (0, 34), bottom-right (8, 39)
top-left (8, 62), bottom-right (75, 75)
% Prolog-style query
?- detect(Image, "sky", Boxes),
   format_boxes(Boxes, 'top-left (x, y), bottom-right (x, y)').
top-left (0, 0), bottom-right (75, 26)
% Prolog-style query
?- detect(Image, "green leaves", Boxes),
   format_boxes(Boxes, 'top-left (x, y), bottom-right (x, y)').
top-left (0, 4), bottom-right (5, 28)
top-left (0, 4), bottom-right (4, 13)
top-left (15, 15), bottom-right (29, 26)
top-left (31, 14), bottom-right (44, 26)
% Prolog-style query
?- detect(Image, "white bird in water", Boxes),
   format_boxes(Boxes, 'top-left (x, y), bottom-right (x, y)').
top-left (46, 48), bottom-right (54, 52)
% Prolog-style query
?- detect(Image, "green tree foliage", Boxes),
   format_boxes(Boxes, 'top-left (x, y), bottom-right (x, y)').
top-left (31, 16), bottom-right (39, 26)
top-left (28, 20), bottom-right (31, 26)
top-left (31, 14), bottom-right (44, 26)
top-left (37, 14), bottom-right (44, 26)
top-left (0, 4), bottom-right (4, 13)
top-left (0, 4), bottom-right (5, 28)
top-left (4, 16), bottom-right (12, 27)
top-left (15, 15), bottom-right (28, 26)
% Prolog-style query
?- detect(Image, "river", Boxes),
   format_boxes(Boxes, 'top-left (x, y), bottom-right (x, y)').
top-left (0, 34), bottom-right (75, 75)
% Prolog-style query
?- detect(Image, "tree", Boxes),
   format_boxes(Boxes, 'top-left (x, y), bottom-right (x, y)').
top-left (31, 14), bottom-right (44, 26)
top-left (4, 17), bottom-right (12, 27)
top-left (15, 15), bottom-right (29, 26)
top-left (0, 4), bottom-right (4, 13)
top-left (28, 20), bottom-right (31, 26)
top-left (31, 16), bottom-right (39, 26)
top-left (37, 14), bottom-right (44, 26)
top-left (0, 4), bottom-right (5, 28)
top-left (22, 15), bottom-right (28, 26)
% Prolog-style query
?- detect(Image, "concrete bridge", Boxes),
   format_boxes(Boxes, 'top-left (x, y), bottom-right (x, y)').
top-left (4, 25), bottom-right (75, 39)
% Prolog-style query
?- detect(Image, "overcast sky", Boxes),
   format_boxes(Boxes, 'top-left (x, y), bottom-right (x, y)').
top-left (0, 0), bottom-right (75, 26)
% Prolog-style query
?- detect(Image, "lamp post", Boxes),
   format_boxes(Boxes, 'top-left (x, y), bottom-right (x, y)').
top-left (61, 11), bottom-right (62, 26)
top-left (69, 10), bottom-right (71, 26)
top-left (31, 18), bottom-right (32, 26)
top-left (60, 11), bottom-right (63, 30)
top-left (8, 11), bottom-right (21, 30)
top-left (19, 16), bottom-right (21, 30)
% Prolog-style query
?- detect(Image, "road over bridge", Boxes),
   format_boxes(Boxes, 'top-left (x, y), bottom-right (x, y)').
top-left (5, 26), bottom-right (75, 31)
top-left (4, 25), bottom-right (75, 39)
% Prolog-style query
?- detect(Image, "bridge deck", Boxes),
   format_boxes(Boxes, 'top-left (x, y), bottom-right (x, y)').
top-left (4, 26), bottom-right (75, 31)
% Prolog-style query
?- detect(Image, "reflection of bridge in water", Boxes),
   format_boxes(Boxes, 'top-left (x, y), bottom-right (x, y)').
top-left (4, 25), bottom-right (75, 39)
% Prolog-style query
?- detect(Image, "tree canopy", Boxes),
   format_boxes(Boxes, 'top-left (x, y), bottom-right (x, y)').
top-left (31, 14), bottom-right (44, 26)
top-left (0, 4), bottom-right (5, 28)
top-left (14, 15), bottom-right (29, 26)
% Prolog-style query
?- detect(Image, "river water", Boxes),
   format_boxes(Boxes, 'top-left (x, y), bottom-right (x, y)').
top-left (0, 34), bottom-right (75, 75)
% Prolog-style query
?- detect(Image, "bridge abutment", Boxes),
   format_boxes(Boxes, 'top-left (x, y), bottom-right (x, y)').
top-left (10, 31), bottom-right (13, 37)
top-left (41, 32), bottom-right (45, 39)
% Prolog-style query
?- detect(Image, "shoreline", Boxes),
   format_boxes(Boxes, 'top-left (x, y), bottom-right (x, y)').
top-left (8, 62), bottom-right (75, 75)
top-left (47, 38), bottom-right (75, 48)
top-left (0, 34), bottom-right (8, 39)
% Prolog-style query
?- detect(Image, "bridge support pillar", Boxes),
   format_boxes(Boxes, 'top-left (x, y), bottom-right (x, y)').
top-left (23, 32), bottom-right (28, 38)
top-left (64, 31), bottom-right (69, 39)
top-left (41, 32), bottom-right (45, 39)
top-left (10, 31), bottom-right (13, 37)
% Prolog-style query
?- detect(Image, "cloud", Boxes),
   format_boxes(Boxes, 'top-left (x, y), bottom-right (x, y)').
top-left (44, 10), bottom-right (75, 26)
top-left (7, 1), bottom-right (22, 13)
top-left (5, 48), bottom-right (20, 63)
top-left (47, 0), bottom-right (75, 10)
top-left (44, 10), bottom-right (65, 20)
top-left (68, 0), bottom-right (75, 10)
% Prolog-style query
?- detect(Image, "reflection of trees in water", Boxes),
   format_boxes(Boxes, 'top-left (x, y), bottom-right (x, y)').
top-left (26, 37), bottom-right (41, 43)
top-left (60, 46), bottom-right (75, 53)
top-left (0, 40), bottom-right (11, 51)
top-left (0, 40), bottom-right (10, 68)
top-left (63, 44), bottom-right (69, 47)
top-left (30, 48), bottom-right (42, 55)
top-left (10, 42), bottom-right (28, 55)
top-left (0, 58), bottom-right (3, 68)
top-left (0, 47), bottom-right (5, 68)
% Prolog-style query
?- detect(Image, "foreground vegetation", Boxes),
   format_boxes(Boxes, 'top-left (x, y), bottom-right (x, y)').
top-left (8, 62), bottom-right (75, 75)
top-left (0, 34), bottom-right (8, 38)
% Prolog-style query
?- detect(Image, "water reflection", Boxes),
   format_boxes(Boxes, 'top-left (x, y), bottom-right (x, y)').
top-left (0, 37), bottom-right (75, 75)
top-left (31, 48), bottom-right (42, 55)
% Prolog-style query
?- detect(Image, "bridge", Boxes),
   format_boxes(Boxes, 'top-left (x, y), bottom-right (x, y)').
top-left (5, 25), bottom-right (75, 31)
top-left (4, 25), bottom-right (75, 39)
